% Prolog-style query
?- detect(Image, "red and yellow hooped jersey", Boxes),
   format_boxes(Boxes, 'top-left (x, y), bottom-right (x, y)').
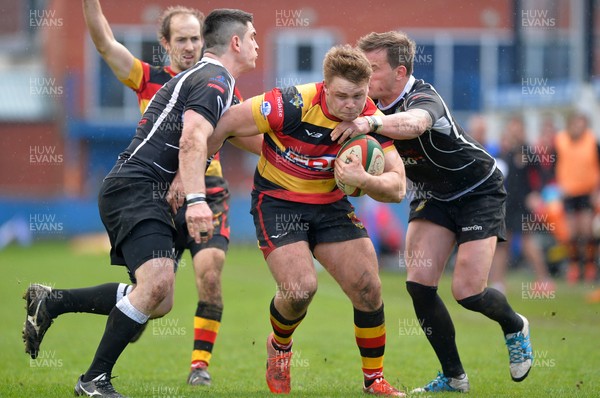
top-left (250, 82), bottom-right (394, 204)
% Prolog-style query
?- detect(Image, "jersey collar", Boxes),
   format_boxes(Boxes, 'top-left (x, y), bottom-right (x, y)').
top-left (377, 75), bottom-right (416, 111)
top-left (201, 56), bottom-right (225, 67)
top-left (164, 65), bottom-right (177, 77)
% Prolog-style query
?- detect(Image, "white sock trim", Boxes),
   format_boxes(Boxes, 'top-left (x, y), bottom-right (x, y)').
top-left (116, 283), bottom-right (132, 302)
top-left (116, 295), bottom-right (149, 324)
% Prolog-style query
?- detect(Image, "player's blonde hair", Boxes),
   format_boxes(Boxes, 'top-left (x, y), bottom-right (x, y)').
top-left (357, 31), bottom-right (416, 76)
top-left (157, 6), bottom-right (204, 43)
top-left (323, 45), bottom-right (372, 86)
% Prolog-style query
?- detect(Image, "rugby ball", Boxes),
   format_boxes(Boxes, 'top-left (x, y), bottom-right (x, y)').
top-left (335, 135), bottom-right (385, 197)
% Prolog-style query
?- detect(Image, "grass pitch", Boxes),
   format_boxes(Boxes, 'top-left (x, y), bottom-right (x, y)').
top-left (1, 240), bottom-right (599, 397)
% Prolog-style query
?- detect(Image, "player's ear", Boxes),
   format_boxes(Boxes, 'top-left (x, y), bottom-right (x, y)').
top-left (160, 37), bottom-right (170, 53)
top-left (231, 35), bottom-right (241, 53)
top-left (395, 64), bottom-right (407, 80)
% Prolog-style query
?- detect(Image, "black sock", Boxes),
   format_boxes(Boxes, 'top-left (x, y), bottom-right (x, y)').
top-left (82, 301), bottom-right (146, 382)
top-left (457, 288), bottom-right (523, 335)
top-left (406, 281), bottom-right (464, 378)
top-left (46, 283), bottom-right (131, 318)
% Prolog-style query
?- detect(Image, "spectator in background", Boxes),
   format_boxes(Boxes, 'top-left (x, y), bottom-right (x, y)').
top-left (357, 196), bottom-right (404, 269)
top-left (555, 112), bottom-right (600, 284)
top-left (531, 116), bottom-right (569, 276)
top-left (535, 116), bottom-right (558, 188)
top-left (467, 114), bottom-right (500, 158)
top-left (490, 116), bottom-right (554, 294)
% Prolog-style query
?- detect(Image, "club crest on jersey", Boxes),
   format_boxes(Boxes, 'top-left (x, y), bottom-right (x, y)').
top-left (260, 101), bottom-right (272, 118)
top-left (347, 211), bottom-right (365, 229)
top-left (289, 92), bottom-right (303, 109)
top-left (209, 75), bottom-right (227, 85)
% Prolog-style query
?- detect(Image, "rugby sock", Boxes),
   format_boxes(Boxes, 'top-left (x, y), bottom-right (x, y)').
top-left (457, 288), bottom-right (523, 335)
top-left (46, 283), bottom-right (132, 318)
top-left (354, 305), bottom-right (385, 387)
top-left (406, 281), bottom-right (465, 378)
top-left (82, 296), bottom-right (148, 382)
top-left (191, 301), bottom-right (223, 369)
top-left (269, 298), bottom-right (305, 350)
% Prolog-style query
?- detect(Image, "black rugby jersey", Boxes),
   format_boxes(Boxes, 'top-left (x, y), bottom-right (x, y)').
top-left (379, 77), bottom-right (497, 201)
top-left (106, 57), bottom-right (235, 183)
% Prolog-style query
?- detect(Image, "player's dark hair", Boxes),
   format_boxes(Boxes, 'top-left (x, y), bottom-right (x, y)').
top-left (323, 44), bottom-right (372, 85)
top-left (202, 9), bottom-right (253, 56)
top-left (357, 31), bottom-right (416, 76)
top-left (157, 6), bottom-right (204, 43)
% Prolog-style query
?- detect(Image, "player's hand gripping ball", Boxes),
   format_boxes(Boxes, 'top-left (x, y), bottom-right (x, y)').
top-left (335, 134), bottom-right (385, 197)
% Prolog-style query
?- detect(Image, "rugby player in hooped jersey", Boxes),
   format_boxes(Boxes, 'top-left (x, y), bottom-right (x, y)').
top-left (207, 45), bottom-right (406, 396)
top-left (331, 31), bottom-right (533, 393)
top-left (24, 9), bottom-right (258, 398)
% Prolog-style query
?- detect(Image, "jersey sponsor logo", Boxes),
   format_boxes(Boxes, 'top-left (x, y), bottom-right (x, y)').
top-left (403, 157), bottom-right (419, 166)
top-left (398, 148), bottom-right (425, 166)
top-left (461, 225), bottom-right (483, 232)
top-left (207, 83), bottom-right (225, 93)
top-left (289, 92), bottom-right (304, 109)
top-left (260, 101), bottom-right (272, 118)
top-left (276, 94), bottom-right (284, 117)
top-left (281, 148), bottom-right (335, 171)
top-left (304, 129), bottom-right (323, 138)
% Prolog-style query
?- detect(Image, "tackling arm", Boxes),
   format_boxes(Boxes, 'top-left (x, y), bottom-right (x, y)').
top-left (331, 108), bottom-right (432, 143)
top-left (378, 109), bottom-right (432, 140)
top-left (180, 110), bottom-right (214, 242)
top-left (206, 100), bottom-right (262, 157)
top-left (227, 135), bottom-right (264, 156)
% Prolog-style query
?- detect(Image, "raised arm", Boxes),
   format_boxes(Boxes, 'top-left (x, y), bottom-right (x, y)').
top-left (82, 0), bottom-right (135, 81)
